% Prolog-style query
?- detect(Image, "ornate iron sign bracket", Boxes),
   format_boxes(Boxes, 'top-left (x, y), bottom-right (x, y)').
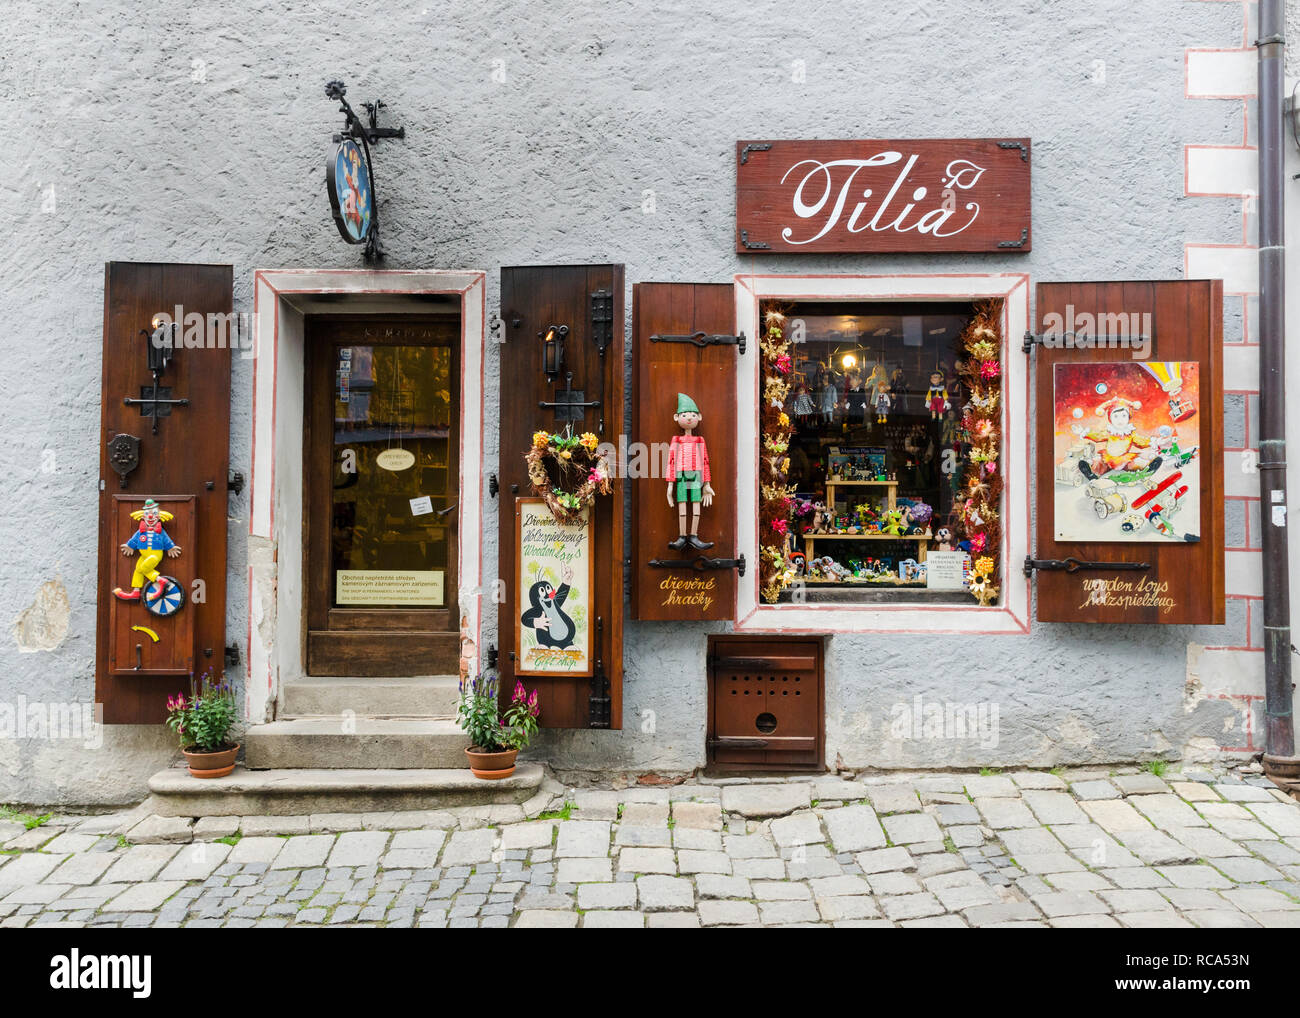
top-left (325, 79), bottom-right (405, 263)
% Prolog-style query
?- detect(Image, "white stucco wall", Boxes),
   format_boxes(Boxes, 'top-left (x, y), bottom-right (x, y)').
top-left (0, 0), bottom-right (1268, 802)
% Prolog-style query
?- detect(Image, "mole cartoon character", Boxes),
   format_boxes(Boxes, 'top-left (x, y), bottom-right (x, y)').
top-left (666, 393), bottom-right (715, 550)
top-left (520, 564), bottom-right (576, 649)
top-left (113, 499), bottom-right (182, 602)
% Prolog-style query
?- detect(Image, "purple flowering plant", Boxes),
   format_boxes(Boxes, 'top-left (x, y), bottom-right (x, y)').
top-left (165, 668), bottom-right (238, 753)
top-left (457, 673), bottom-right (540, 752)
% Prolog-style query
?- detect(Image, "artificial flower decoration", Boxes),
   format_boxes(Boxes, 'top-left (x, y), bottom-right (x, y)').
top-left (524, 427), bottom-right (614, 523)
top-left (758, 305), bottom-right (798, 604)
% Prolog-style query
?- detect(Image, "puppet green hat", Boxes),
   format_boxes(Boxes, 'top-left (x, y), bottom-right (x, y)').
top-left (675, 393), bottom-right (700, 415)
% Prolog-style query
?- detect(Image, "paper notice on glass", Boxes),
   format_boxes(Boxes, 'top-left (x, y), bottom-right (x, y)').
top-left (925, 550), bottom-right (971, 590)
top-left (409, 495), bottom-right (433, 516)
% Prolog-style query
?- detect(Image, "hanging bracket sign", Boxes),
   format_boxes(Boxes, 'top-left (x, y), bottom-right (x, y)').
top-left (324, 80), bottom-right (405, 262)
top-left (735, 138), bottom-right (1031, 254)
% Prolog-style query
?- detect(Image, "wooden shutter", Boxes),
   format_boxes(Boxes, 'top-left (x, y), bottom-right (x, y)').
top-left (498, 265), bottom-right (625, 729)
top-left (1032, 280), bottom-right (1224, 623)
top-left (630, 283), bottom-right (740, 620)
top-left (96, 262), bottom-right (233, 723)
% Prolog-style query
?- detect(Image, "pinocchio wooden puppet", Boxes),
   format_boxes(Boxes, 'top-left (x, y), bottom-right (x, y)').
top-left (113, 498), bottom-right (182, 601)
top-left (666, 392), bottom-right (714, 550)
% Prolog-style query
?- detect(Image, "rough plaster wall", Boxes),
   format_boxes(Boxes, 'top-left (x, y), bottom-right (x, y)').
top-left (0, 0), bottom-right (1248, 801)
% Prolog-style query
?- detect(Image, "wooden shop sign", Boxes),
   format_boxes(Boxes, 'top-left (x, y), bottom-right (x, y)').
top-left (735, 138), bottom-right (1031, 254)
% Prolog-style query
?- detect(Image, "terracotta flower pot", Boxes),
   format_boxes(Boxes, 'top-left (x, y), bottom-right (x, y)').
top-left (465, 746), bottom-right (518, 780)
top-left (182, 743), bottom-right (240, 779)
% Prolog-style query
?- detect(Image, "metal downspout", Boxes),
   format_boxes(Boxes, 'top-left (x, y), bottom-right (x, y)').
top-left (1257, 0), bottom-right (1299, 780)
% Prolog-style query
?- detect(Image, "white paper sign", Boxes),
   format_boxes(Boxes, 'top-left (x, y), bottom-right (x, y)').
top-left (925, 551), bottom-right (971, 591)
top-left (409, 495), bottom-right (433, 516)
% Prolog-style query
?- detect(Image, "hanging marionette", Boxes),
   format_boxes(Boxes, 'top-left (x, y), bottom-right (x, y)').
top-left (666, 392), bottom-right (715, 550)
top-left (926, 368), bottom-right (950, 420)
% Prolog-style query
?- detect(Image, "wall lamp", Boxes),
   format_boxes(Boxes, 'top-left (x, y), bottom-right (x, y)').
top-left (540, 324), bottom-right (569, 381)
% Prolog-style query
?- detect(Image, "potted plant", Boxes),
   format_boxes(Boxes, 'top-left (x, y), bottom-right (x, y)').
top-left (166, 670), bottom-right (240, 778)
top-left (456, 673), bottom-right (539, 779)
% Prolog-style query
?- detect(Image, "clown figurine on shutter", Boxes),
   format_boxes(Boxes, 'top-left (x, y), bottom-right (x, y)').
top-left (666, 393), bottom-right (715, 550)
top-left (112, 498), bottom-right (182, 601)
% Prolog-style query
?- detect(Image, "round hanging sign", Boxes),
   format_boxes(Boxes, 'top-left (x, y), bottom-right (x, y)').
top-left (327, 138), bottom-right (373, 244)
top-left (376, 448), bottom-right (415, 472)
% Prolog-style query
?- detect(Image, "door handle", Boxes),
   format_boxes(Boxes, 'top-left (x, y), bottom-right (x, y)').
top-left (437, 502), bottom-right (458, 517)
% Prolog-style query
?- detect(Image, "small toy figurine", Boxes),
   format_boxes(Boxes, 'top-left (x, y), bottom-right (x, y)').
top-left (815, 364), bottom-right (838, 425)
top-left (934, 526), bottom-right (954, 552)
top-left (889, 367), bottom-right (907, 395)
top-left (940, 409), bottom-right (960, 447)
top-left (926, 370), bottom-right (950, 420)
top-left (791, 383), bottom-right (816, 422)
top-left (881, 508), bottom-right (907, 536)
top-left (843, 370), bottom-right (869, 426)
top-left (666, 393), bottom-right (714, 550)
top-left (873, 378), bottom-right (892, 425)
top-left (113, 499), bottom-right (182, 603)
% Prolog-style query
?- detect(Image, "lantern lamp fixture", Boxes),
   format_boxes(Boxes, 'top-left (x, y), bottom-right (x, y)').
top-left (540, 324), bottom-right (569, 380)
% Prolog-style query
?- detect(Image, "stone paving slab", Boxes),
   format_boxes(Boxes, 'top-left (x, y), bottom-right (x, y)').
top-left (2, 764), bottom-right (1298, 928)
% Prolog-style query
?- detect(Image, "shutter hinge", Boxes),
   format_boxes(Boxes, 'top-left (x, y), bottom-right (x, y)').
top-left (648, 553), bottom-right (746, 575)
top-left (1023, 555), bottom-right (1151, 578)
top-left (649, 331), bottom-right (746, 354)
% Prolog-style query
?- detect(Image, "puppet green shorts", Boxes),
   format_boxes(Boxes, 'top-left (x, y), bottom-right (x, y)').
top-left (675, 470), bottom-right (703, 503)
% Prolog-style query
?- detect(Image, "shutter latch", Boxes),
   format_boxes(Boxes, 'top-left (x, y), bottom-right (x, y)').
top-left (648, 554), bottom-right (746, 575)
top-left (1023, 555), bottom-right (1151, 578)
top-left (650, 331), bottom-right (746, 355)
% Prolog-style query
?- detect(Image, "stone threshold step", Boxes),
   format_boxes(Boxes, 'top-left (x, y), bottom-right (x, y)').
top-left (147, 763), bottom-right (544, 817)
top-left (280, 675), bottom-right (460, 719)
top-left (244, 718), bottom-right (468, 770)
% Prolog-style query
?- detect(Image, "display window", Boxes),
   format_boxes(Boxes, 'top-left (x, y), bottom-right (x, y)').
top-left (759, 299), bottom-right (997, 605)
top-left (734, 273), bottom-right (1031, 635)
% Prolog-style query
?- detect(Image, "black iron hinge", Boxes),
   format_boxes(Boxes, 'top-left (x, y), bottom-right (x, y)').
top-left (648, 554), bottom-right (746, 575)
top-left (650, 331), bottom-right (746, 355)
top-left (1023, 555), bottom-right (1151, 578)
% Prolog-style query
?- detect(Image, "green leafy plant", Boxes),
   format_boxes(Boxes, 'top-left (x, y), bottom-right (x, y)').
top-left (1, 806), bottom-right (51, 830)
top-left (1143, 760), bottom-right (1168, 777)
top-left (166, 669), bottom-right (238, 752)
top-left (456, 674), bottom-right (540, 752)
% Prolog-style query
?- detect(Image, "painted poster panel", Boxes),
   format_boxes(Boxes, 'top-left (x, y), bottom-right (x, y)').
top-left (1053, 361), bottom-right (1201, 543)
top-left (515, 499), bottom-right (594, 676)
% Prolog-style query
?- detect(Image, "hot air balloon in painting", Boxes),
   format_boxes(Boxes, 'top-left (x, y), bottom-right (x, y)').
top-left (1139, 361), bottom-right (1196, 421)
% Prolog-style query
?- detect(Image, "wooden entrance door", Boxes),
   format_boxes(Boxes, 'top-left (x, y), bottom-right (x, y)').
top-left (304, 316), bottom-right (461, 675)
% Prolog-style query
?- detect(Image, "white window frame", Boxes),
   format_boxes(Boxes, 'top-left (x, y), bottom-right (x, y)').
top-left (733, 272), bottom-right (1030, 634)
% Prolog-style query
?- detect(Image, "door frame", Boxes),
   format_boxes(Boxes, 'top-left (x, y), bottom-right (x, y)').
top-left (248, 271), bottom-right (486, 720)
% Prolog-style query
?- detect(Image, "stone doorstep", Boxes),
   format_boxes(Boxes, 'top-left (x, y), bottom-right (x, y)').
top-left (278, 675), bottom-right (461, 719)
top-left (145, 764), bottom-right (545, 817)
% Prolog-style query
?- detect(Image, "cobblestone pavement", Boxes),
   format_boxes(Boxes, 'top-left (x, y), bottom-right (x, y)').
top-left (4, 763), bottom-right (1300, 928)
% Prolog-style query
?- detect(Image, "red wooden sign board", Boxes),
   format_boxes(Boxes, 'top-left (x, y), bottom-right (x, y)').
top-left (735, 138), bottom-right (1031, 254)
